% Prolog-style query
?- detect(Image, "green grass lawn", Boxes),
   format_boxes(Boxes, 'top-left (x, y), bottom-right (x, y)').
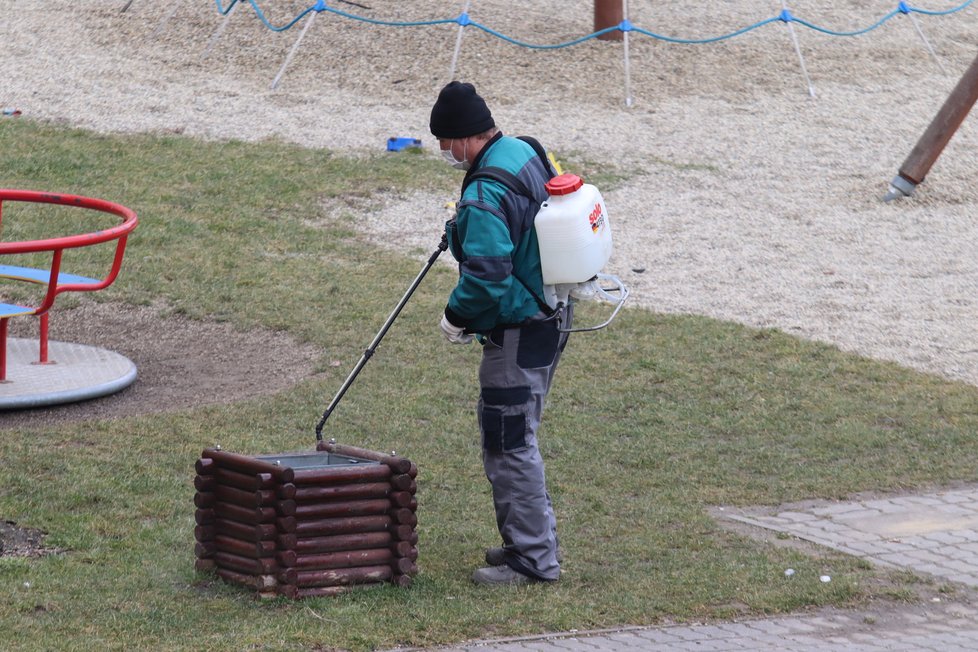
top-left (1, 119), bottom-right (977, 651)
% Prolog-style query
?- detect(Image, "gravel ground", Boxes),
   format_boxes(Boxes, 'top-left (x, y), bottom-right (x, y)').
top-left (4, 0), bottom-right (978, 389)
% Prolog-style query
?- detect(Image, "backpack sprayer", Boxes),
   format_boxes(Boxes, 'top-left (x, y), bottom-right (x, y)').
top-left (315, 167), bottom-right (628, 438)
top-left (536, 173), bottom-right (629, 333)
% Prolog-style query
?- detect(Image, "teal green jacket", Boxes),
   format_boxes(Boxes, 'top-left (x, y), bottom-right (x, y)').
top-left (444, 133), bottom-right (554, 333)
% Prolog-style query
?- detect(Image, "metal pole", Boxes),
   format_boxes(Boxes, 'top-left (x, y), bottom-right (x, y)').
top-left (202, 0), bottom-right (237, 60)
top-left (884, 51), bottom-right (978, 201)
top-left (907, 12), bottom-right (947, 75)
top-left (595, 0), bottom-right (623, 41)
top-left (781, 2), bottom-right (815, 98)
top-left (449, 0), bottom-right (472, 80)
top-left (0, 318), bottom-right (8, 382)
top-left (622, 0), bottom-right (632, 107)
top-left (272, 10), bottom-right (317, 90)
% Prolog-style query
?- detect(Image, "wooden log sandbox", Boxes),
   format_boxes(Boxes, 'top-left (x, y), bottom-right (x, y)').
top-left (193, 441), bottom-right (418, 599)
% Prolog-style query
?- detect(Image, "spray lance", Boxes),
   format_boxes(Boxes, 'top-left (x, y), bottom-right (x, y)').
top-left (315, 234), bottom-right (448, 441)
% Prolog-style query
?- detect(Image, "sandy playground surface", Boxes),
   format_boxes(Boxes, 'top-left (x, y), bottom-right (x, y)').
top-left (2, 0), bottom-right (978, 422)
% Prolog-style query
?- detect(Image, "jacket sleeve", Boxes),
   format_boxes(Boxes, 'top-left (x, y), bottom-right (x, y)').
top-left (444, 188), bottom-right (517, 330)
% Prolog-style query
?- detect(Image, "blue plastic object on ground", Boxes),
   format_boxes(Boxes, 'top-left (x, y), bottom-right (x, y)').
top-left (387, 137), bottom-right (422, 152)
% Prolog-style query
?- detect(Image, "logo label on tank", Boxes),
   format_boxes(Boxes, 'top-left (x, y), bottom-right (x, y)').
top-left (588, 203), bottom-right (605, 233)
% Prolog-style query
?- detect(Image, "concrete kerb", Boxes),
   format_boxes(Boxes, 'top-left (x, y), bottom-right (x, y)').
top-left (383, 599), bottom-right (978, 651)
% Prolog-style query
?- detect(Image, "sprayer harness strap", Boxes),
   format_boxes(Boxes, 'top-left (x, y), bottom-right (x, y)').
top-left (461, 136), bottom-right (553, 199)
top-left (461, 136), bottom-right (552, 193)
top-left (458, 136), bottom-right (556, 318)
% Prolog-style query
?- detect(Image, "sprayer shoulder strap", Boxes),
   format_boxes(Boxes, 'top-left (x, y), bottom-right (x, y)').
top-left (461, 136), bottom-right (555, 198)
top-left (516, 135), bottom-right (555, 180)
top-left (463, 167), bottom-right (529, 199)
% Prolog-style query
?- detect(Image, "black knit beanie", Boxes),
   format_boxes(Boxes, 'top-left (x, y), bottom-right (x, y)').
top-left (429, 81), bottom-right (495, 139)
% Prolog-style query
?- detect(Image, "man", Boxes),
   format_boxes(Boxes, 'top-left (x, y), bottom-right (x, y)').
top-left (429, 81), bottom-right (572, 586)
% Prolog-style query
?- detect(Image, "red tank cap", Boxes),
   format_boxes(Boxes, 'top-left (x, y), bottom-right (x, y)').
top-left (545, 173), bottom-right (584, 196)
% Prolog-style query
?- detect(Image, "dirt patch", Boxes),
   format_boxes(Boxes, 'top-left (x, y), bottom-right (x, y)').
top-left (0, 299), bottom-right (324, 428)
top-left (0, 300), bottom-right (325, 558)
top-left (0, 520), bottom-right (61, 558)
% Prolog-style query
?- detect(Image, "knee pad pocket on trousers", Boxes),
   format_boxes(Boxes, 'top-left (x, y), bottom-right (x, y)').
top-left (481, 406), bottom-right (528, 453)
top-left (516, 320), bottom-right (559, 369)
top-left (480, 387), bottom-right (531, 452)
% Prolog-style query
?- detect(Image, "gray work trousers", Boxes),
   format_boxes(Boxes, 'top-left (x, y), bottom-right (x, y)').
top-left (477, 306), bottom-right (572, 581)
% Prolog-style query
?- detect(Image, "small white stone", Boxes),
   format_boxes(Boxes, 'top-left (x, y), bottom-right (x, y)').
top-left (23, 582), bottom-right (30, 589)
top-left (819, 575), bottom-right (831, 583)
top-left (784, 569), bottom-right (795, 577)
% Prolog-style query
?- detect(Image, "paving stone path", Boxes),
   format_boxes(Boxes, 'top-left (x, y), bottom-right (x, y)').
top-left (385, 485), bottom-right (978, 651)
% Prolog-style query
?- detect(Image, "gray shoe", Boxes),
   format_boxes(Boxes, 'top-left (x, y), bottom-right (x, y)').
top-left (485, 546), bottom-right (563, 566)
top-left (471, 564), bottom-right (536, 586)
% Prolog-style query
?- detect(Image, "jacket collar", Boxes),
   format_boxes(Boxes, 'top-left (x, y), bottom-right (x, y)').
top-left (462, 131), bottom-right (504, 187)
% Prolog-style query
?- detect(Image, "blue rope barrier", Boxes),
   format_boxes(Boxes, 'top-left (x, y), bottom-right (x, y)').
top-left (630, 17), bottom-right (782, 45)
top-left (790, 10), bottom-right (902, 37)
top-left (214, 0), bottom-right (975, 47)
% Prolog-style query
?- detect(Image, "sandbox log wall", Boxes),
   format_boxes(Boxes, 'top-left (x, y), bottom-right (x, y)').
top-left (193, 443), bottom-right (418, 599)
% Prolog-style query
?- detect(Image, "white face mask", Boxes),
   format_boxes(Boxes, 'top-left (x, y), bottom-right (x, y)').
top-left (440, 139), bottom-right (470, 170)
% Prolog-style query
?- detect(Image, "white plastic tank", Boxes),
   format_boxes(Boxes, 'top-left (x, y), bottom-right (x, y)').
top-left (534, 173), bottom-right (613, 284)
